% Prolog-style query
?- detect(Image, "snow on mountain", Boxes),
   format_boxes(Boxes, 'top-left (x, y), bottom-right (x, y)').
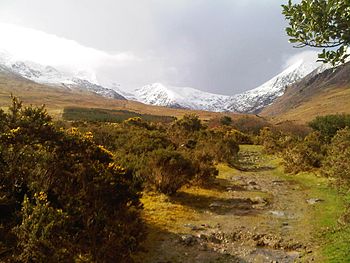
top-left (132, 57), bottom-right (328, 113)
top-left (225, 57), bottom-right (329, 113)
top-left (134, 83), bottom-right (230, 111)
top-left (0, 51), bottom-right (126, 100)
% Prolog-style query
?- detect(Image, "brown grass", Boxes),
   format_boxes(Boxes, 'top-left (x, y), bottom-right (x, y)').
top-left (264, 86), bottom-right (350, 123)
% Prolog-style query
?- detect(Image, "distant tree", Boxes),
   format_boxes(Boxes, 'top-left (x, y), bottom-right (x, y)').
top-left (282, 0), bottom-right (350, 66)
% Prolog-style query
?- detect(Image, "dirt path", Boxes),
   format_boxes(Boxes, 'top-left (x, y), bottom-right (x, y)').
top-left (135, 145), bottom-right (333, 263)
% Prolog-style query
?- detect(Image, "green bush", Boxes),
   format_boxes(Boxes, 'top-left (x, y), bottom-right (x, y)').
top-left (309, 114), bottom-right (350, 141)
top-left (282, 132), bottom-right (325, 174)
top-left (191, 150), bottom-right (219, 186)
top-left (0, 97), bottom-right (144, 262)
top-left (322, 127), bottom-right (350, 186)
top-left (227, 129), bottom-right (253, 144)
top-left (145, 148), bottom-right (195, 195)
top-left (220, 116), bottom-right (232, 126)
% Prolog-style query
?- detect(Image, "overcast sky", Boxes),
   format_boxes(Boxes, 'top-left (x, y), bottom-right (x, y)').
top-left (0, 0), bottom-right (314, 95)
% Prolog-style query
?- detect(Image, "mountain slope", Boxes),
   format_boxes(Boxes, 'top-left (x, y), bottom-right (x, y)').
top-left (131, 57), bottom-right (324, 113)
top-left (261, 61), bottom-right (350, 122)
top-left (225, 59), bottom-right (327, 113)
top-left (0, 52), bottom-right (126, 100)
top-left (133, 83), bottom-right (230, 112)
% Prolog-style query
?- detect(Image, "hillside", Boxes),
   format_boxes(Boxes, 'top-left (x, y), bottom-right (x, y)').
top-left (261, 61), bottom-right (350, 123)
top-left (0, 71), bottom-right (248, 121)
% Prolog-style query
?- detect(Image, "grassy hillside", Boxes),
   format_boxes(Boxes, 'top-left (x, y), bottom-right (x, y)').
top-left (262, 62), bottom-right (350, 123)
top-left (63, 107), bottom-right (175, 123)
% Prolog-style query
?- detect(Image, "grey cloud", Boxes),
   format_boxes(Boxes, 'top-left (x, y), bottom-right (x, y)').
top-left (0, 0), bottom-right (305, 94)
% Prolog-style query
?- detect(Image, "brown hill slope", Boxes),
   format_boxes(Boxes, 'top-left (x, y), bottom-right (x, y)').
top-left (0, 71), bottom-right (247, 121)
top-left (261, 61), bottom-right (350, 123)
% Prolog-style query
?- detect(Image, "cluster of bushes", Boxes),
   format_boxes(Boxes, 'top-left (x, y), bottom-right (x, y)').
top-left (71, 114), bottom-right (242, 195)
top-left (259, 114), bottom-right (350, 187)
top-left (0, 98), bottom-right (144, 262)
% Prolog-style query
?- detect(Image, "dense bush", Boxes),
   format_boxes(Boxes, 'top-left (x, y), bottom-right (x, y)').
top-left (220, 116), bottom-right (233, 126)
top-left (259, 127), bottom-right (283, 154)
top-left (282, 132), bottom-right (325, 174)
top-left (322, 128), bottom-right (350, 186)
top-left (309, 114), bottom-right (350, 141)
top-left (144, 148), bottom-right (195, 195)
top-left (227, 129), bottom-right (253, 144)
top-left (0, 98), bottom-right (144, 262)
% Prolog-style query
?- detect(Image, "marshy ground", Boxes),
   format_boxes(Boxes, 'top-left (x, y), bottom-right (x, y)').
top-left (135, 145), bottom-right (349, 263)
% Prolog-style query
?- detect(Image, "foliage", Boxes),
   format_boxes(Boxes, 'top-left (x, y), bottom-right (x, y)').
top-left (227, 129), bottom-right (253, 144)
top-left (259, 127), bottom-right (284, 154)
top-left (63, 107), bottom-right (175, 123)
top-left (173, 114), bottom-right (203, 133)
top-left (232, 116), bottom-right (271, 135)
top-left (282, 132), bottom-right (325, 173)
top-left (0, 97), bottom-right (144, 262)
top-left (282, 0), bottom-right (350, 66)
top-left (219, 116), bottom-right (232, 126)
top-left (322, 127), bottom-right (350, 186)
top-left (309, 114), bottom-right (350, 141)
top-left (145, 148), bottom-right (195, 195)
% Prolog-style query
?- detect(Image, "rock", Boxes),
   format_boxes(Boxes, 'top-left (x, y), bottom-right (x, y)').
top-left (197, 233), bottom-right (208, 241)
top-left (209, 202), bottom-right (222, 208)
top-left (269, 210), bottom-right (285, 217)
top-left (272, 180), bottom-right (285, 185)
top-left (247, 180), bottom-right (258, 185)
top-left (183, 223), bottom-right (204, 231)
top-left (306, 198), bottom-right (324, 205)
top-left (251, 196), bottom-right (267, 204)
top-left (180, 234), bottom-right (197, 246)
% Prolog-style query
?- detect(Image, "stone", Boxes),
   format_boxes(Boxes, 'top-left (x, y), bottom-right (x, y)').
top-left (269, 210), bottom-right (285, 217)
top-left (180, 235), bottom-right (197, 246)
top-left (306, 198), bottom-right (324, 205)
top-left (209, 202), bottom-right (222, 208)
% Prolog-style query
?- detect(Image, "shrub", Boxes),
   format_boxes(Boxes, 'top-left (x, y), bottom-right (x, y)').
top-left (0, 97), bottom-right (144, 262)
top-left (173, 114), bottom-right (202, 133)
top-left (191, 150), bottom-right (219, 186)
top-left (145, 148), bottom-right (195, 195)
top-left (322, 127), bottom-right (350, 186)
top-left (232, 116), bottom-right (271, 135)
top-left (220, 116), bottom-right (232, 126)
top-left (227, 129), bottom-right (253, 144)
top-left (309, 114), bottom-right (350, 141)
top-left (259, 127), bottom-right (282, 154)
top-left (282, 132), bottom-right (325, 174)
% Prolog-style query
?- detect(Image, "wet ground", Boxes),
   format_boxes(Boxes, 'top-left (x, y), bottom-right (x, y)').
top-left (135, 145), bottom-right (327, 263)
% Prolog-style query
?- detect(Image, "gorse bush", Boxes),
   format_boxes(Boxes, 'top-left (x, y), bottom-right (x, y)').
top-left (282, 132), bottom-right (325, 174)
top-left (145, 148), bottom-right (195, 195)
top-left (0, 97), bottom-right (144, 262)
top-left (322, 127), bottom-right (350, 187)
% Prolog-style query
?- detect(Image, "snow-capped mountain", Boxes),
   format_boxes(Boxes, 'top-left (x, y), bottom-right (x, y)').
top-left (134, 83), bottom-right (229, 111)
top-left (131, 58), bottom-right (328, 113)
top-left (225, 58), bottom-right (329, 113)
top-left (0, 51), bottom-right (126, 100)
